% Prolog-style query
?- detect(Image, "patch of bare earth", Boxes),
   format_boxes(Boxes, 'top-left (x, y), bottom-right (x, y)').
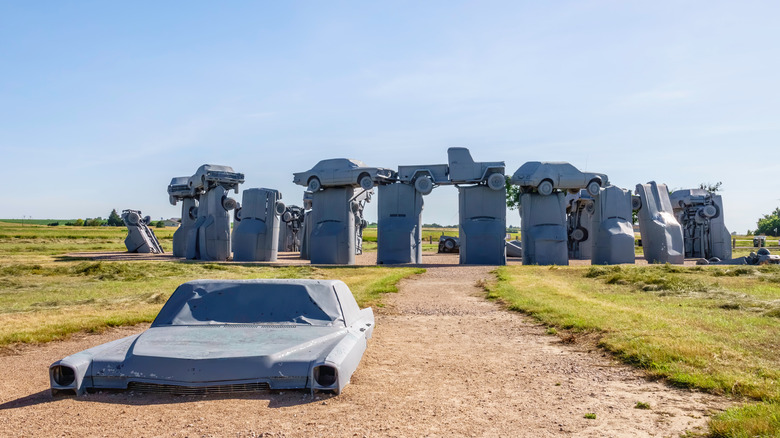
top-left (0, 261), bottom-right (727, 437)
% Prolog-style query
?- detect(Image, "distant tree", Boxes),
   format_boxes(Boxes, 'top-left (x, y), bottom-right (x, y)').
top-left (756, 207), bottom-right (780, 236)
top-left (107, 209), bottom-right (123, 226)
top-left (85, 218), bottom-right (104, 226)
top-left (73, 219), bottom-right (84, 226)
top-left (154, 220), bottom-right (166, 228)
top-left (506, 176), bottom-right (520, 210)
top-left (698, 181), bottom-right (723, 193)
top-left (47, 222), bottom-right (59, 226)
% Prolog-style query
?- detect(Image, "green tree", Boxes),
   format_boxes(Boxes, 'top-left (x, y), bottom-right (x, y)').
top-left (698, 181), bottom-right (722, 193)
top-left (506, 176), bottom-right (521, 210)
top-left (756, 207), bottom-right (780, 236)
top-left (107, 209), bottom-right (123, 226)
top-left (154, 220), bottom-right (166, 228)
top-left (73, 219), bottom-right (84, 226)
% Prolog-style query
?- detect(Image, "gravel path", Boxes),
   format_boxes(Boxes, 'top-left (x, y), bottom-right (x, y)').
top-left (0, 263), bottom-right (726, 437)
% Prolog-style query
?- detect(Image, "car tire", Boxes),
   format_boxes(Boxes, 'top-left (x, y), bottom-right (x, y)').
top-left (586, 179), bottom-right (602, 197)
top-left (571, 227), bottom-right (588, 242)
top-left (487, 173), bottom-right (505, 191)
top-left (126, 212), bottom-right (140, 226)
top-left (307, 177), bottom-right (322, 192)
top-left (444, 239), bottom-right (456, 250)
top-left (359, 174), bottom-right (374, 191)
top-left (275, 202), bottom-right (287, 216)
top-left (537, 180), bottom-right (554, 196)
top-left (414, 176), bottom-right (434, 195)
top-left (631, 196), bottom-right (642, 210)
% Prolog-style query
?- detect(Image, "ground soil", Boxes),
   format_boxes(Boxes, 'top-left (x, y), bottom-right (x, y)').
top-left (0, 254), bottom-right (726, 437)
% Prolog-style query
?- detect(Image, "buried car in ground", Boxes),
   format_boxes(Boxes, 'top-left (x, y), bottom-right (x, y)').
top-left (293, 158), bottom-right (396, 192)
top-left (511, 161), bottom-right (608, 197)
top-left (50, 279), bottom-right (374, 396)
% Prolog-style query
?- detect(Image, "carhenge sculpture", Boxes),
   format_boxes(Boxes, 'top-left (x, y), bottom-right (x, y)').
top-left (669, 189), bottom-right (731, 261)
top-left (512, 162), bottom-right (609, 265)
top-left (278, 205), bottom-right (305, 252)
top-left (185, 164), bottom-right (244, 261)
top-left (293, 159), bottom-right (388, 264)
top-left (167, 176), bottom-right (199, 257)
top-left (121, 209), bottom-right (164, 254)
top-left (635, 181), bottom-right (684, 264)
top-left (379, 147), bottom-right (506, 265)
top-left (590, 185), bottom-right (636, 265)
top-left (232, 188), bottom-right (286, 262)
top-left (566, 190), bottom-right (595, 261)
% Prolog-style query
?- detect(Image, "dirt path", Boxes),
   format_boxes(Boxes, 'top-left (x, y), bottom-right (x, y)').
top-left (0, 265), bottom-right (727, 437)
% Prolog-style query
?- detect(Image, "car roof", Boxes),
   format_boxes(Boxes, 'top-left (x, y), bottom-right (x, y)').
top-left (152, 279), bottom-right (354, 327)
top-left (314, 158), bottom-right (367, 169)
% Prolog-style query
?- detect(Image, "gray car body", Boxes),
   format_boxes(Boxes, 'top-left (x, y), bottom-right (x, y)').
top-left (511, 161), bottom-right (608, 195)
top-left (293, 159), bottom-right (395, 190)
top-left (50, 279), bottom-right (374, 396)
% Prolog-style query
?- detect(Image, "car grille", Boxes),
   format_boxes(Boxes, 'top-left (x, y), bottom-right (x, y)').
top-left (128, 381), bottom-right (270, 395)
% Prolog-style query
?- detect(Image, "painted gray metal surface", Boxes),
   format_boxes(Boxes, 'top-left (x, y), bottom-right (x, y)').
top-left (447, 147), bottom-right (506, 190)
top-left (506, 240), bottom-right (523, 258)
top-left (697, 248), bottom-right (780, 265)
top-left (591, 186), bottom-right (635, 265)
top-left (635, 182), bottom-right (684, 264)
top-left (50, 279), bottom-right (375, 396)
top-left (565, 190), bottom-right (595, 260)
top-left (278, 205), bottom-right (305, 252)
top-left (377, 183), bottom-right (423, 264)
top-left (669, 189), bottom-right (731, 261)
top-left (438, 235), bottom-right (460, 253)
top-left (511, 161), bottom-right (608, 197)
top-left (293, 158), bottom-right (395, 192)
top-left (185, 165), bottom-right (244, 261)
top-left (396, 163), bottom-right (449, 195)
top-left (232, 188), bottom-right (285, 262)
top-left (168, 176), bottom-right (199, 258)
top-left (459, 185), bottom-right (507, 265)
top-left (519, 192), bottom-right (569, 265)
top-left (309, 187), bottom-right (371, 264)
top-left (121, 209), bottom-right (163, 254)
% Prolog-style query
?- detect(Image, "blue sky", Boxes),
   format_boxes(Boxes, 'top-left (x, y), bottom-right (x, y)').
top-left (1, 1), bottom-right (778, 232)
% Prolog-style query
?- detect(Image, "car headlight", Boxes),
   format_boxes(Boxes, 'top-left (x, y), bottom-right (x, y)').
top-left (313, 365), bottom-right (338, 387)
top-left (51, 365), bottom-right (76, 386)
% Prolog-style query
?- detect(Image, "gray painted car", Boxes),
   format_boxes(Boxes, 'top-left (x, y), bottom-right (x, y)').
top-left (293, 158), bottom-right (395, 192)
top-left (50, 279), bottom-right (375, 396)
top-left (511, 161), bottom-right (608, 197)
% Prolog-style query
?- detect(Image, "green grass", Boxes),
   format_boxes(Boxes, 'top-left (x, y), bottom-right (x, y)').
top-left (485, 264), bottom-right (780, 437)
top-left (0, 221), bottom-right (424, 348)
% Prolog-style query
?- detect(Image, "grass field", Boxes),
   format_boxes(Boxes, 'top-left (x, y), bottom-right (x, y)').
top-left (485, 264), bottom-right (780, 437)
top-left (0, 221), bottom-right (423, 347)
top-left (3, 220), bottom-right (778, 436)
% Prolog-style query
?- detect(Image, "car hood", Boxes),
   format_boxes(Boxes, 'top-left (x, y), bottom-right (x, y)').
top-left (88, 325), bottom-right (347, 383)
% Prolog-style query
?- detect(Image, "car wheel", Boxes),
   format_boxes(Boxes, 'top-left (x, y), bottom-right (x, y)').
top-left (414, 176), bottom-right (434, 195)
top-left (570, 227), bottom-right (588, 242)
top-left (359, 174), bottom-right (374, 191)
top-left (307, 177), bottom-right (322, 192)
top-left (487, 173), bottom-right (505, 190)
top-left (275, 202), bottom-right (287, 216)
top-left (126, 212), bottom-right (140, 226)
top-left (631, 196), bottom-right (642, 210)
top-left (586, 179), bottom-right (602, 197)
top-left (444, 239), bottom-right (456, 250)
top-left (701, 205), bottom-right (718, 219)
top-left (537, 180), bottom-right (554, 196)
